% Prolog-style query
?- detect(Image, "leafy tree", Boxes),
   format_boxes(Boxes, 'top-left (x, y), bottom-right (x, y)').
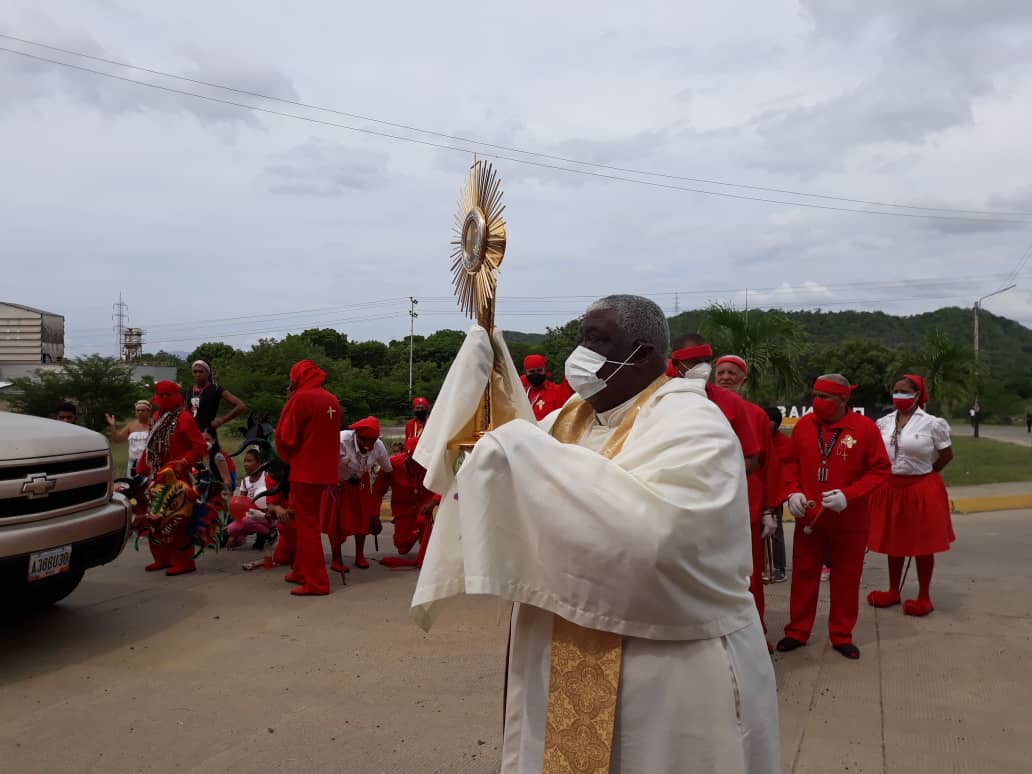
top-left (9, 356), bottom-right (145, 431)
top-left (917, 330), bottom-right (975, 418)
top-left (701, 304), bottom-right (807, 402)
top-left (806, 339), bottom-right (908, 409)
top-left (300, 328), bottom-right (350, 360)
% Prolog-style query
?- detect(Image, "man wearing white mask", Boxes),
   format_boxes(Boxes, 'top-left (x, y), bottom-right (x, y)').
top-left (411, 295), bottom-right (779, 774)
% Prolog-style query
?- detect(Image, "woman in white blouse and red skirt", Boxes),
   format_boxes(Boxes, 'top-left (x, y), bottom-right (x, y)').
top-left (867, 374), bottom-right (955, 616)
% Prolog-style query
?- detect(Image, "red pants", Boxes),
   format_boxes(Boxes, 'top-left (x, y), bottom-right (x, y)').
top-left (749, 523), bottom-right (766, 633)
top-left (148, 523), bottom-right (196, 573)
top-left (288, 483), bottom-right (330, 595)
top-left (392, 510), bottom-right (419, 554)
top-left (273, 519), bottom-right (296, 566)
top-left (785, 522), bottom-right (867, 646)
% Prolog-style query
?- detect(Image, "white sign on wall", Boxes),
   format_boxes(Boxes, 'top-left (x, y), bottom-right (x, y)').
top-left (778, 405), bottom-right (866, 419)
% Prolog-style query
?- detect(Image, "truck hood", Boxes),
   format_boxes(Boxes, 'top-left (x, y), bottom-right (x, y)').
top-left (0, 411), bottom-right (111, 461)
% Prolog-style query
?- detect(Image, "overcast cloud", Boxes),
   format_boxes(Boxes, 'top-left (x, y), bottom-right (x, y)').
top-left (2, 0), bottom-right (1032, 357)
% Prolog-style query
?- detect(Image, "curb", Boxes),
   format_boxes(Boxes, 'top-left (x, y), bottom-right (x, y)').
top-left (950, 494), bottom-right (1032, 514)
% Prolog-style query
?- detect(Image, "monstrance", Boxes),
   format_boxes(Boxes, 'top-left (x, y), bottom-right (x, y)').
top-left (450, 158), bottom-right (507, 449)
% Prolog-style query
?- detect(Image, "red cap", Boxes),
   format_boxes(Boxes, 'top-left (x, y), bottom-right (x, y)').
top-left (349, 416), bottom-right (381, 442)
top-left (524, 354), bottom-right (547, 370)
top-left (412, 397), bottom-right (429, 409)
top-left (715, 355), bottom-right (748, 375)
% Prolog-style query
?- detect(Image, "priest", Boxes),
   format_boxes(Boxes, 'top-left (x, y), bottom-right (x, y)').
top-left (412, 295), bottom-right (778, 774)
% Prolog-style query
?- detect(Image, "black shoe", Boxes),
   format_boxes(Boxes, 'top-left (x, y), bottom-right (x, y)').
top-left (254, 534), bottom-right (267, 551)
top-left (833, 643), bottom-right (860, 660)
top-left (772, 569), bottom-right (787, 583)
top-left (776, 636), bottom-right (805, 652)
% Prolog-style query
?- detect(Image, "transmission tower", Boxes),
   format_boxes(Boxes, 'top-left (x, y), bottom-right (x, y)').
top-left (112, 293), bottom-right (129, 359)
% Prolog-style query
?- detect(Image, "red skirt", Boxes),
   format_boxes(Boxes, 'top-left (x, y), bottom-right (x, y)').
top-left (867, 473), bottom-right (955, 556)
top-left (321, 476), bottom-right (376, 540)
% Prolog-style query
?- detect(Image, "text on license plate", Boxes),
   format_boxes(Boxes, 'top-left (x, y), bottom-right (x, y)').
top-left (28, 545), bottom-right (72, 582)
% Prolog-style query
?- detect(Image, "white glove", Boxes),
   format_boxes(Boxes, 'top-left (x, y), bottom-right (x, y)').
top-left (760, 511), bottom-right (777, 539)
top-left (787, 493), bottom-right (809, 518)
top-left (821, 489), bottom-right (848, 513)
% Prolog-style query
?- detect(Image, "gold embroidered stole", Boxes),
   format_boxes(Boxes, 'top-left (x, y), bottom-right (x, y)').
top-left (541, 375), bottom-right (668, 774)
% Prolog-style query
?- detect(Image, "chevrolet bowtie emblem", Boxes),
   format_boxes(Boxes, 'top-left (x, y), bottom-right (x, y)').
top-left (21, 474), bottom-right (57, 499)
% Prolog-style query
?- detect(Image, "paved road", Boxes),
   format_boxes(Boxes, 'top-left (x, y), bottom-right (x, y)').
top-left (2, 514), bottom-right (1030, 773)
top-left (951, 423), bottom-right (1032, 447)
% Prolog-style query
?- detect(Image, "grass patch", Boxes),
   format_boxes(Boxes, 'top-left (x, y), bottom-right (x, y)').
top-left (942, 436), bottom-right (1032, 487)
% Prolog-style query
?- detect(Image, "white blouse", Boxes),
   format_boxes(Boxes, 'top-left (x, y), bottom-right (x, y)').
top-left (876, 408), bottom-right (952, 476)
top-left (338, 430), bottom-right (393, 482)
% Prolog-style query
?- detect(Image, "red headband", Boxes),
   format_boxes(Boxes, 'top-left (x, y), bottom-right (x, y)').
top-left (903, 374), bottom-right (929, 407)
top-left (813, 378), bottom-right (856, 398)
top-left (670, 344), bottom-right (713, 361)
top-left (715, 355), bottom-right (748, 375)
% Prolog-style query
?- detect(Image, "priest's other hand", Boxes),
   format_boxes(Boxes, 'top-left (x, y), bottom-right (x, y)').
top-left (787, 493), bottom-right (809, 518)
top-left (821, 489), bottom-right (848, 512)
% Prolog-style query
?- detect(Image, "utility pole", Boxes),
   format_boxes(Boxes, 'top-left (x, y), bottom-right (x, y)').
top-left (112, 293), bottom-right (129, 360)
top-left (972, 283), bottom-right (1015, 438)
top-left (408, 297), bottom-right (419, 401)
top-left (673, 292), bottom-right (680, 316)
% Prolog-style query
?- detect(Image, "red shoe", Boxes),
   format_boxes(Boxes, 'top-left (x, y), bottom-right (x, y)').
top-left (355, 557), bottom-right (370, 570)
top-left (330, 560), bottom-right (350, 573)
top-left (145, 562), bottom-right (171, 572)
top-left (290, 585), bottom-right (329, 596)
top-left (284, 572), bottom-right (304, 585)
top-left (903, 598), bottom-right (934, 617)
top-left (380, 556), bottom-right (419, 569)
top-left (165, 565), bottom-right (196, 577)
top-left (867, 590), bottom-right (901, 608)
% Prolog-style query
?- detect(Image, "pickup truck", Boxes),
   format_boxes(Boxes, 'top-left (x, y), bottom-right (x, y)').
top-left (0, 412), bottom-right (132, 611)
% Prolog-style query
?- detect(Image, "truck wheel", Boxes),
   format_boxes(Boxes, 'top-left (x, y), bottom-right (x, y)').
top-left (20, 569), bottom-right (86, 612)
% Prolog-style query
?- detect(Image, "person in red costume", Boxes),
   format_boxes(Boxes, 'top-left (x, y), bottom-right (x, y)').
top-left (406, 397), bottom-right (431, 441)
top-left (136, 380), bottom-right (207, 575)
top-left (274, 360), bottom-right (341, 596)
top-left (688, 347), bottom-right (779, 639)
top-left (867, 374), bottom-right (954, 617)
top-left (375, 437), bottom-right (440, 563)
top-left (777, 374), bottom-right (891, 659)
top-left (328, 416), bottom-right (392, 572)
top-left (520, 354), bottom-right (572, 420)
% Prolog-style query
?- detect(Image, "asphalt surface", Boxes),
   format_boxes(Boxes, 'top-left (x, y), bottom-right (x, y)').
top-left (2, 513), bottom-right (1029, 773)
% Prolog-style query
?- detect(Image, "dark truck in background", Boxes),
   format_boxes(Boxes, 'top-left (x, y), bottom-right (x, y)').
top-left (1, 412), bottom-right (132, 611)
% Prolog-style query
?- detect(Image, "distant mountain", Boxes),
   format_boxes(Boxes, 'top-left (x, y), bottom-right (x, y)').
top-left (502, 330), bottom-right (546, 345)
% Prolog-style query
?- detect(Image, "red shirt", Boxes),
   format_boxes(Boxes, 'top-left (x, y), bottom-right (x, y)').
top-left (704, 383), bottom-right (762, 459)
top-left (783, 411), bottom-right (891, 532)
top-left (742, 400), bottom-right (777, 520)
top-left (275, 371), bottom-right (341, 485)
top-left (137, 409), bottom-right (206, 477)
top-left (521, 376), bottom-right (572, 420)
top-left (380, 452), bottom-right (436, 517)
top-left (404, 418), bottom-right (426, 441)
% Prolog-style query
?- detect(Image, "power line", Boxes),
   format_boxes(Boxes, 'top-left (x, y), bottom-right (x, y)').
top-left (3, 43), bottom-right (1030, 226)
top-left (4, 31), bottom-right (1030, 220)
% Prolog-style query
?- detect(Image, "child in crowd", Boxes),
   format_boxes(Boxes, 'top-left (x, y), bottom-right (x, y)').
top-left (227, 448), bottom-right (276, 549)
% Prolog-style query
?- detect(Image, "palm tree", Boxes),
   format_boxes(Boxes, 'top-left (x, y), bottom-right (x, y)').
top-left (701, 303), bottom-right (807, 402)
top-left (917, 330), bottom-right (974, 417)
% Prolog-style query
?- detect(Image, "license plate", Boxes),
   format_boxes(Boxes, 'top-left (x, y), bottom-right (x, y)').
top-left (27, 545), bottom-right (72, 582)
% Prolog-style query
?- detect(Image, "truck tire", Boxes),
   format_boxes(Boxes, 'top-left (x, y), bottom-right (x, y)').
top-left (19, 569), bottom-right (86, 612)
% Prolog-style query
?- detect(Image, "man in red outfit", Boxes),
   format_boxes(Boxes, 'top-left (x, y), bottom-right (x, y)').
top-left (520, 354), bottom-right (572, 420)
top-left (379, 438), bottom-right (440, 570)
top-left (274, 360), bottom-right (341, 596)
top-left (136, 380), bottom-right (207, 575)
top-left (777, 374), bottom-right (891, 659)
top-left (672, 341), bottom-right (777, 637)
top-left (405, 397), bottom-right (430, 441)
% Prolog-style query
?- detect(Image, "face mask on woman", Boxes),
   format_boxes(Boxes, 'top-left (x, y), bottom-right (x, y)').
top-left (892, 392), bottom-right (919, 412)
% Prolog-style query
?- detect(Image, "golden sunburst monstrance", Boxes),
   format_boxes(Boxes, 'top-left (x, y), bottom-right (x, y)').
top-left (450, 159), bottom-right (507, 329)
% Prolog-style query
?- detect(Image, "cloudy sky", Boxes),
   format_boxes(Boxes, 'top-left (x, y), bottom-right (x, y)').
top-left (3, 0), bottom-right (1032, 357)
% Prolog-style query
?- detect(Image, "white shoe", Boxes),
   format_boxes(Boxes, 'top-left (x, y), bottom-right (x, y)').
top-left (820, 566), bottom-right (831, 582)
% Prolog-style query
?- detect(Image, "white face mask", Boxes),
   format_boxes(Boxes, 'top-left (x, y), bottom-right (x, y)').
top-left (680, 362), bottom-right (713, 381)
top-left (564, 344), bottom-right (642, 400)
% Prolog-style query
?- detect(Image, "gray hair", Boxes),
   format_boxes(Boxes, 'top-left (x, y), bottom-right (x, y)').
top-left (586, 294), bottom-right (670, 354)
top-left (818, 373), bottom-right (850, 386)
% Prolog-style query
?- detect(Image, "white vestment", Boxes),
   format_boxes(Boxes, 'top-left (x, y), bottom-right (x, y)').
top-left (412, 327), bottom-right (780, 774)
